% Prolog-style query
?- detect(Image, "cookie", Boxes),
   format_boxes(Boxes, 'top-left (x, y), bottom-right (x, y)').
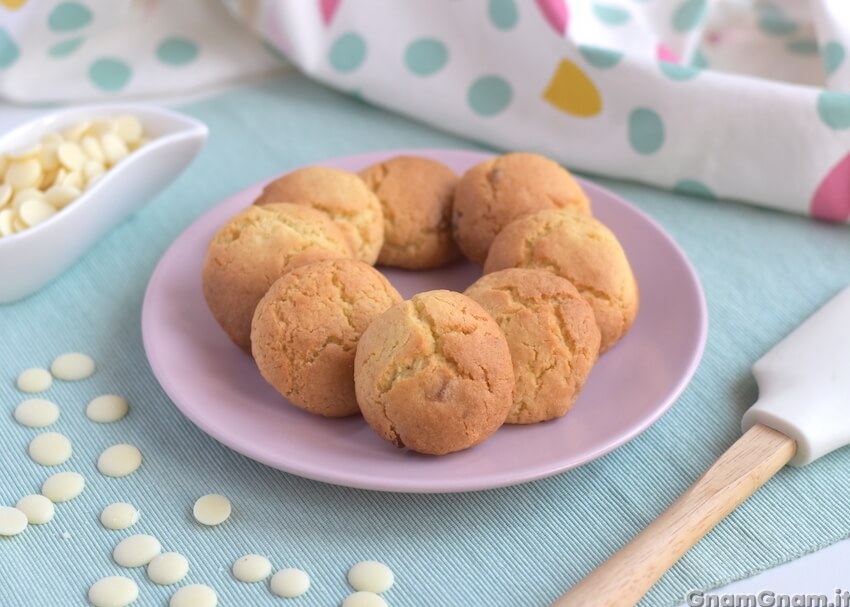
top-left (465, 269), bottom-right (600, 424)
top-left (354, 290), bottom-right (514, 455)
top-left (452, 152), bottom-right (591, 264)
top-left (359, 156), bottom-right (459, 269)
top-left (202, 203), bottom-right (352, 351)
top-left (255, 166), bottom-right (384, 265)
top-left (483, 209), bottom-right (638, 353)
top-left (251, 259), bottom-right (402, 417)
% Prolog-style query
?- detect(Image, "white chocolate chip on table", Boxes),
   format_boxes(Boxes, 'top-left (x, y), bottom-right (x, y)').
top-left (41, 471), bottom-right (85, 503)
top-left (28, 431), bottom-right (72, 466)
top-left (0, 115), bottom-right (152, 239)
top-left (15, 495), bottom-right (55, 525)
top-left (88, 576), bottom-right (139, 607)
top-left (97, 444), bottom-right (143, 477)
top-left (270, 568), bottom-right (311, 598)
top-left (87, 394), bottom-right (129, 423)
top-left (348, 560), bottom-right (395, 594)
top-left (232, 554), bottom-right (272, 583)
top-left (14, 398), bottom-right (60, 427)
top-left (113, 534), bottom-right (161, 568)
top-left (50, 352), bottom-right (96, 380)
top-left (16, 368), bottom-right (52, 393)
top-left (100, 502), bottom-right (140, 530)
top-left (193, 494), bottom-right (231, 526)
top-left (169, 583), bottom-right (218, 607)
top-left (147, 552), bottom-right (190, 586)
top-left (0, 506), bottom-right (28, 536)
top-left (342, 591), bottom-right (389, 607)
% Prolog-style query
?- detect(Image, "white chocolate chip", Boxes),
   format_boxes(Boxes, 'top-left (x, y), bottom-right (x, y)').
top-left (113, 534), bottom-right (161, 568)
top-left (86, 394), bottom-right (129, 423)
top-left (100, 133), bottom-right (129, 167)
top-left (39, 144), bottom-right (59, 171)
top-left (0, 183), bottom-right (12, 207)
top-left (100, 502), bottom-right (140, 530)
top-left (12, 187), bottom-right (45, 208)
top-left (115, 116), bottom-right (143, 144)
top-left (41, 471), bottom-right (85, 502)
top-left (232, 554), bottom-right (271, 583)
top-left (88, 576), bottom-right (139, 607)
top-left (148, 552), bottom-right (189, 585)
top-left (19, 198), bottom-right (56, 227)
top-left (63, 121), bottom-right (91, 141)
top-left (8, 143), bottom-right (41, 161)
top-left (83, 159), bottom-right (105, 183)
top-left (270, 568), bottom-right (311, 598)
top-left (16, 494), bottom-right (55, 524)
top-left (60, 170), bottom-right (84, 191)
top-left (16, 368), bottom-right (52, 393)
top-left (50, 352), bottom-right (95, 380)
top-left (80, 135), bottom-right (105, 162)
top-left (28, 431), bottom-right (72, 466)
top-left (342, 591), bottom-right (389, 607)
top-left (0, 209), bottom-right (13, 237)
top-left (57, 142), bottom-right (85, 171)
top-left (347, 561), bottom-right (394, 594)
top-left (0, 506), bottom-right (28, 536)
top-left (169, 584), bottom-right (217, 607)
top-left (192, 494), bottom-right (231, 526)
top-left (5, 158), bottom-right (42, 189)
top-left (97, 444), bottom-right (142, 478)
top-left (14, 398), bottom-right (60, 427)
top-left (45, 184), bottom-right (81, 209)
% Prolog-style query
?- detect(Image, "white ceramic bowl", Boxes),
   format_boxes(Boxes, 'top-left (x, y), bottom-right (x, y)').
top-left (0, 104), bottom-right (207, 303)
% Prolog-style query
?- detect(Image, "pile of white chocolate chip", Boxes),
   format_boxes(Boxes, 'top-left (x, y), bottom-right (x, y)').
top-left (0, 115), bottom-right (150, 237)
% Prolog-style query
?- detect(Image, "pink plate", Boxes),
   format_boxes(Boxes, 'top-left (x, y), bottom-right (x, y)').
top-left (142, 149), bottom-right (707, 493)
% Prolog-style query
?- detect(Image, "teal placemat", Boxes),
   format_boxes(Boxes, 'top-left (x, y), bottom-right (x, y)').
top-left (2, 73), bottom-right (850, 607)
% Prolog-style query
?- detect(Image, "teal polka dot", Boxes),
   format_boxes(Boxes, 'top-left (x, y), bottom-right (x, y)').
top-left (823, 42), bottom-right (845, 76)
top-left (690, 48), bottom-right (709, 69)
top-left (817, 91), bottom-right (850, 130)
top-left (0, 28), bottom-right (19, 69)
top-left (329, 32), bottom-right (367, 73)
top-left (786, 39), bottom-right (818, 56)
top-left (579, 45), bottom-right (622, 69)
top-left (673, 180), bottom-right (715, 199)
top-left (48, 2), bottom-right (93, 32)
top-left (48, 37), bottom-right (85, 58)
top-left (758, 11), bottom-right (796, 36)
top-left (628, 108), bottom-right (665, 155)
top-left (593, 3), bottom-right (630, 25)
top-left (488, 0), bottom-right (519, 30)
top-left (468, 75), bottom-right (512, 117)
top-left (660, 62), bottom-right (699, 81)
top-left (88, 57), bottom-right (132, 92)
top-left (404, 38), bottom-right (448, 76)
top-left (156, 37), bottom-right (198, 66)
top-left (672, 0), bottom-right (707, 32)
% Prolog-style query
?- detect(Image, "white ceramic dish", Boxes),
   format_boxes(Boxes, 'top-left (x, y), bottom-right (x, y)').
top-left (0, 104), bottom-right (207, 303)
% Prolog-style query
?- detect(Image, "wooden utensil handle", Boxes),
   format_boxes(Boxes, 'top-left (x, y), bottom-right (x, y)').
top-left (552, 423), bottom-right (796, 607)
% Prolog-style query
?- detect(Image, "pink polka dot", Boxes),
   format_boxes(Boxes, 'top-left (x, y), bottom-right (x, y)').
top-left (320, 0), bottom-right (340, 26)
top-left (656, 43), bottom-right (680, 64)
top-left (535, 0), bottom-right (569, 35)
top-left (811, 153), bottom-right (850, 222)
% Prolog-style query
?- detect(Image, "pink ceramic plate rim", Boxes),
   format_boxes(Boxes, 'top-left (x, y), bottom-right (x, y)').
top-left (142, 148), bottom-right (708, 493)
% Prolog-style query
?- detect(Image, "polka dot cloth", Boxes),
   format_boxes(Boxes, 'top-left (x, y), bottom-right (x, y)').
top-left (5, 0), bottom-right (850, 222)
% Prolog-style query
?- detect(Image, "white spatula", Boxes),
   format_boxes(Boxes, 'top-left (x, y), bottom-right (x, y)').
top-left (553, 286), bottom-right (850, 607)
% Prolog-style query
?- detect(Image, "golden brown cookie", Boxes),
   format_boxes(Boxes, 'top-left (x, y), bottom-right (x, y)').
top-left (251, 259), bottom-right (402, 417)
top-left (452, 152), bottom-right (591, 264)
top-left (354, 290), bottom-right (514, 455)
top-left (483, 209), bottom-right (638, 353)
top-left (255, 166), bottom-right (384, 264)
top-left (202, 203), bottom-right (352, 351)
top-left (465, 268), bottom-right (600, 424)
top-left (359, 156), bottom-right (459, 269)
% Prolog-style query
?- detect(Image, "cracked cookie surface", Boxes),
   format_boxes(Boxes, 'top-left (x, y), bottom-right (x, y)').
top-left (252, 259), bottom-right (402, 417)
top-left (354, 290), bottom-right (514, 455)
top-left (483, 209), bottom-right (638, 353)
top-left (255, 166), bottom-right (384, 265)
top-left (359, 156), bottom-right (459, 269)
top-left (465, 268), bottom-right (600, 424)
top-left (452, 152), bottom-right (591, 265)
top-left (202, 203), bottom-right (352, 351)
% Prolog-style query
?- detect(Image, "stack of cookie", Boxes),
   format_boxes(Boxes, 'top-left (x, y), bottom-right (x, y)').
top-left (201, 153), bottom-right (638, 456)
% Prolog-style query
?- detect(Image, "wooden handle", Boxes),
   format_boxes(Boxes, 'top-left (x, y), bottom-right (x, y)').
top-left (552, 423), bottom-right (796, 607)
